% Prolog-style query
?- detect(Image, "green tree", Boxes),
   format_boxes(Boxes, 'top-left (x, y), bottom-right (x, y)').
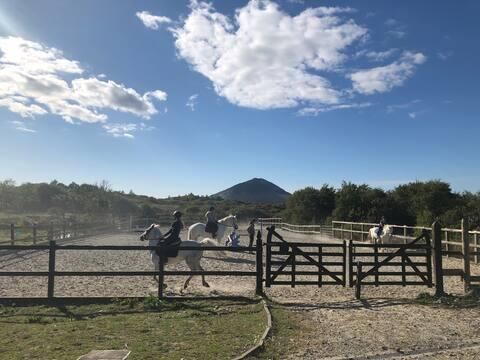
top-left (285, 185), bottom-right (335, 224)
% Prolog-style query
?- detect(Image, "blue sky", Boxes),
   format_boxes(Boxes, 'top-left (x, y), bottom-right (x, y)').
top-left (0, 0), bottom-right (479, 197)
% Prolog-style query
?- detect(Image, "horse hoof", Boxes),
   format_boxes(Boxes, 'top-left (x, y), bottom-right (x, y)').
top-left (203, 282), bottom-right (210, 288)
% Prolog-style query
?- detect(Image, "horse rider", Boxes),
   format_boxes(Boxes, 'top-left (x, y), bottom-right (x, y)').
top-left (377, 216), bottom-right (386, 237)
top-left (158, 210), bottom-right (184, 263)
top-left (205, 206), bottom-right (218, 238)
top-left (163, 210), bottom-right (184, 245)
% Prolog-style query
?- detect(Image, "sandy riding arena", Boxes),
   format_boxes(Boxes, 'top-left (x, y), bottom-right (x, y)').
top-left (2, 229), bottom-right (480, 359)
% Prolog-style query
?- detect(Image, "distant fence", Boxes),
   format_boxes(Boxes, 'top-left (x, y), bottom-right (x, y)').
top-left (0, 219), bottom-right (129, 245)
top-left (258, 218), bottom-right (333, 238)
top-left (332, 220), bottom-right (480, 263)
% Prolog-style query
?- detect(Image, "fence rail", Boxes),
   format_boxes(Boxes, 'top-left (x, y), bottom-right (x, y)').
top-left (0, 237), bottom-right (264, 299)
top-left (0, 220), bottom-right (129, 246)
top-left (332, 220), bottom-right (480, 263)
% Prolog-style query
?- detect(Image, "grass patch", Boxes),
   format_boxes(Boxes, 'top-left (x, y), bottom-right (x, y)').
top-left (252, 303), bottom-right (311, 359)
top-left (415, 289), bottom-right (480, 308)
top-left (0, 298), bottom-right (265, 360)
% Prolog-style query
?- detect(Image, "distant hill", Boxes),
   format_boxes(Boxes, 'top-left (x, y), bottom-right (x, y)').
top-left (212, 178), bottom-right (290, 203)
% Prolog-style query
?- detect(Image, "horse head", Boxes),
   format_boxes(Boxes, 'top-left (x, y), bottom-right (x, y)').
top-left (140, 224), bottom-right (163, 242)
top-left (218, 214), bottom-right (238, 230)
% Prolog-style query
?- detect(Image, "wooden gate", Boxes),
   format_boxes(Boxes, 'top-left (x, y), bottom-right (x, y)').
top-left (350, 230), bottom-right (433, 298)
top-left (265, 226), bottom-right (346, 287)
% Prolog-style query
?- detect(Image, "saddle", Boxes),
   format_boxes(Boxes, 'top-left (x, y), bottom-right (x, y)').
top-left (155, 239), bottom-right (181, 259)
top-left (205, 222), bottom-right (218, 237)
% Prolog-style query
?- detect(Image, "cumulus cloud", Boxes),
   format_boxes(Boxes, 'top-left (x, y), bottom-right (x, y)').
top-left (136, 11), bottom-right (172, 30)
top-left (349, 51), bottom-right (426, 95)
top-left (0, 36), bottom-right (167, 123)
top-left (102, 122), bottom-right (154, 138)
top-left (186, 94), bottom-right (198, 111)
top-left (171, 1), bottom-right (367, 109)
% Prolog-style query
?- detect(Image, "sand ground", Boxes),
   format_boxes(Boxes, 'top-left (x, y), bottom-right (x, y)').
top-left (1, 228), bottom-right (479, 359)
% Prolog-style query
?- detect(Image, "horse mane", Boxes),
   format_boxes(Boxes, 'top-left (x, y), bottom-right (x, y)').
top-left (218, 214), bottom-right (235, 223)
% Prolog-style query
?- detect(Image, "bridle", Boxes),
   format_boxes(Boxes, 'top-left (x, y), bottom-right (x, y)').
top-left (140, 224), bottom-right (156, 241)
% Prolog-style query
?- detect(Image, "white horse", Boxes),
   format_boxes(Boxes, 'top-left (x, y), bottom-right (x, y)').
top-left (368, 224), bottom-right (394, 245)
top-left (139, 224), bottom-right (218, 290)
top-left (188, 214), bottom-right (238, 242)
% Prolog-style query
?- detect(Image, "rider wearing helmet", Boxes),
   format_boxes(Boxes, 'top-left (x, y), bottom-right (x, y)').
top-left (163, 210), bottom-right (184, 245)
top-left (205, 206), bottom-right (218, 238)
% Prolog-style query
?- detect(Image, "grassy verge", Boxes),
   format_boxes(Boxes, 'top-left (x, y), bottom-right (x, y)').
top-left (0, 297), bottom-right (265, 360)
top-left (252, 303), bottom-right (312, 359)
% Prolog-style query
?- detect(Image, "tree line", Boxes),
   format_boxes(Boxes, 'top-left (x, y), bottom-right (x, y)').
top-left (284, 181), bottom-right (480, 228)
top-left (0, 179), bottom-right (284, 224)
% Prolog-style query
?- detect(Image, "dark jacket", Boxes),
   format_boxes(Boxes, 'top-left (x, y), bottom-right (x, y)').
top-left (163, 219), bottom-right (183, 244)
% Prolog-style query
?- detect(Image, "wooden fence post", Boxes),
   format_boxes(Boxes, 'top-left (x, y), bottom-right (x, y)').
top-left (432, 221), bottom-right (444, 297)
top-left (10, 223), bottom-right (14, 245)
top-left (48, 221), bottom-right (54, 241)
top-left (158, 251), bottom-right (165, 299)
top-left (62, 216), bottom-right (66, 240)
top-left (255, 230), bottom-right (263, 296)
top-left (33, 223), bottom-right (37, 245)
top-left (445, 230), bottom-right (449, 258)
top-left (47, 240), bottom-right (56, 299)
top-left (475, 233), bottom-right (479, 264)
top-left (404, 225), bottom-right (407, 245)
top-left (350, 223), bottom-right (353, 241)
top-left (425, 230), bottom-right (433, 288)
top-left (361, 224), bottom-right (364, 242)
top-left (265, 227), bottom-right (272, 287)
top-left (355, 261), bottom-right (362, 299)
top-left (348, 240), bottom-right (354, 287)
top-left (462, 219), bottom-right (471, 292)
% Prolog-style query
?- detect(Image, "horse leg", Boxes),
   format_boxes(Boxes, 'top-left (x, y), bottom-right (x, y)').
top-left (198, 264), bottom-right (210, 288)
top-left (183, 275), bottom-right (193, 290)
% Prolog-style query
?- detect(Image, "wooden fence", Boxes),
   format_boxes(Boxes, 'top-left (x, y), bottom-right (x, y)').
top-left (350, 230), bottom-right (433, 299)
top-left (0, 235), bottom-right (263, 300)
top-left (265, 226), bottom-right (346, 287)
top-left (332, 220), bottom-right (480, 263)
top-left (0, 220), bottom-right (128, 245)
top-left (258, 218), bottom-right (333, 238)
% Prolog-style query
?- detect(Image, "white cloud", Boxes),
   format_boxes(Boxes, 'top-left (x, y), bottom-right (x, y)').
top-left (10, 120), bottom-right (36, 133)
top-left (388, 30), bottom-right (406, 39)
top-left (136, 11), bottom-right (172, 30)
top-left (0, 36), bottom-right (167, 123)
top-left (298, 102), bottom-right (371, 116)
top-left (359, 48), bottom-right (398, 62)
top-left (102, 122), bottom-right (154, 138)
top-left (186, 94), bottom-right (198, 111)
top-left (386, 99), bottom-right (421, 112)
top-left (172, 1), bottom-right (367, 109)
top-left (438, 51), bottom-right (453, 61)
top-left (349, 51), bottom-right (426, 95)
top-left (384, 18), bottom-right (398, 27)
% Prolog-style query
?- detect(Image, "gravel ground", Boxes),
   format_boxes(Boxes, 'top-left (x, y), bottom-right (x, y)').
top-left (1, 229), bottom-right (480, 359)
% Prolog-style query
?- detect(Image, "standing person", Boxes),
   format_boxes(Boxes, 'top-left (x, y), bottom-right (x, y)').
top-left (205, 206), bottom-right (218, 238)
top-left (377, 216), bottom-right (386, 238)
top-left (247, 219), bottom-right (256, 249)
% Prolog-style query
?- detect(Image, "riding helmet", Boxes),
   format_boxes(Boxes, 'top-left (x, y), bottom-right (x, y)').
top-left (173, 210), bottom-right (182, 218)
